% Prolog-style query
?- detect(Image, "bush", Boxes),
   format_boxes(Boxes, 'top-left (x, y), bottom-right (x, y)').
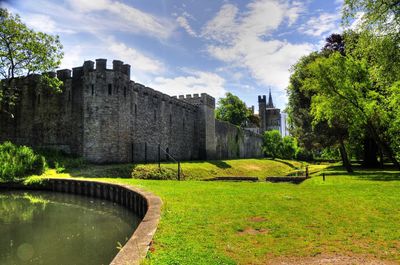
top-left (36, 148), bottom-right (86, 171)
top-left (131, 165), bottom-right (180, 180)
top-left (263, 130), bottom-right (299, 159)
top-left (0, 141), bottom-right (46, 182)
top-left (295, 148), bottom-right (314, 161)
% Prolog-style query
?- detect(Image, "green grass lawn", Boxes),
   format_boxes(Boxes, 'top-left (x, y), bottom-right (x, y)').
top-left (64, 158), bottom-right (325, 180)
top-left (33, 161), bottom-right (400, 264)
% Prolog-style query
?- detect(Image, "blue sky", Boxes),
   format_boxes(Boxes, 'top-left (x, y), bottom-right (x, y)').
top-left (3, 0), bottom-right (346, 111)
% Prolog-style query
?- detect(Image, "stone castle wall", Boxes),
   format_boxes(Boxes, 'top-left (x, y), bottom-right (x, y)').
top-left (215, 120), bottom-right (263, 159)
top-left (0, 59), bottom-right (263, 163)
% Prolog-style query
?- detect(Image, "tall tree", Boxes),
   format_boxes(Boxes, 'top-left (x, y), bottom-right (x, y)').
top-left (215, 92), bottom-right (250, 126)
top-left (287, 49), bottom-right (354, 172)
top-left (0, 8), bottom-right (63, 117)
top-left (304, 52), bottom-right (399, 169)
top-left (343, 0), bottom-right (400, 38)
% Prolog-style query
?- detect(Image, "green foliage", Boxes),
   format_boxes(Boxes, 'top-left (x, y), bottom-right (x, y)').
top-left (295, 148), bottom-right (314, 161)
top-left (263, 130), bottom-right (299, 159)
top-left (215, 92), bottom-right (250, 126)
top-left (281, 136), bottom-right (299, 159)
top-left (131, 165), bottom-right (179, 180)
top-left (343, 0), bottom-right (400, 37)
top-left (36, 148), bottom-right (86, 171)
top-left (319, 147), bottom-right (341, 160)
top-left (263, 130), bottom-right (283, 159)
top-left (0, 8), bottom-right (63, 115)
top-left (0, 141), bottom-right (45, 182)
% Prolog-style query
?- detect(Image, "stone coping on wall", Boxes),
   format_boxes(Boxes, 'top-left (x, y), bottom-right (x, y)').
top-left (0, 178), bottom-right (162, 265)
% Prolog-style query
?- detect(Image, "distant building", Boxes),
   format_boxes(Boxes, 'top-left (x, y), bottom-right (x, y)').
top-left (258, 89), bottom-right (281, 133)
top-left (280, 112), bottom-right (289, 136)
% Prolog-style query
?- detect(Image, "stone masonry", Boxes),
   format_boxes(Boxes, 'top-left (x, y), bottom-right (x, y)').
top-left (0, 59), bottom-right (263, 163)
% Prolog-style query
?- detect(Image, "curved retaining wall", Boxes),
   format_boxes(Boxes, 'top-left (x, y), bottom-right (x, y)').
top-left (0, 178), bottom-right (162, 265)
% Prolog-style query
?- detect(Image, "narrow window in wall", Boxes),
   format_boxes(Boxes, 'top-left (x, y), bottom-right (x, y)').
top-left (169, 114), bottom-right (172, 127)
top-left (91, 84), bottom-right (94, 95)
top-left (37, 94), bottom-right (41, 105)
top-left (183, 119), bottom-right (185, 130)
top-left (134, 104), bottom-right (137, 117)
top-left (154, 109), bottom-right (157, 121)
top-left (68, 91), bottom-right (71, 101)
top-left (108, 84), bottom-right (112, 95)
top-left (124, 87), bottom-right (127, 98)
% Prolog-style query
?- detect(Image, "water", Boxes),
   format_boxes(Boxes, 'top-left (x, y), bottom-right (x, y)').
top-left (0, 190), bottom-right (140, 265)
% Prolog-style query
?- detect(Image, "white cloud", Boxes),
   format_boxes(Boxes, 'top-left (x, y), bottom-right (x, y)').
top-left (22, 14), bottom-right (57, 33)
top-left (201, 4), bottom-right (239, 43)
top-left (65, 0), bottom-right (175, 39)
top-left (149, 71), bottom-right (227, 99)
top-left (299, 12), bottom-right (341, 37)
top-left (176, 16), bottom-right (197, 37)
top-left (201, 0), bottom-right (312, 91)
top-left (12, 0), bottom-right (175, 39)
top-left (107, 40), bottom-right (164, 73)
top-left (60, 45), bottom-right (85, 69)
top-left (286, 1), bottom-right (305, 26)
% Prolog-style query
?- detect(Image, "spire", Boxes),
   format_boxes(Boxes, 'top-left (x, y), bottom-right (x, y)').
top-left (267, 88), bottom-right (274, 108)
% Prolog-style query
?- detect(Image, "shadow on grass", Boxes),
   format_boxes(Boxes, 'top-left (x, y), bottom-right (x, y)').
top-left (207, 160), bottom-right (232, 169)
top-left (66, 164), bottom-right (134, 179)
top-left (272, 159), bottom-right (299, 169)
top-left (321, 164), bottom-right (400, 181)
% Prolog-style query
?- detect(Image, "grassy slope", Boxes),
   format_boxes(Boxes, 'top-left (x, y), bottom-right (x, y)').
top-left (39, 165), bottom-right (400, 264)
top-left (67, 158), bottom-right (315, 180)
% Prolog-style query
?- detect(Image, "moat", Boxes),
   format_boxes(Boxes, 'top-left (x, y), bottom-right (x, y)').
top-left (0, 190), bottom-right (140, 265)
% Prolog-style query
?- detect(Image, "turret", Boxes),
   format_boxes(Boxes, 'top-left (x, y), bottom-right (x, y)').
top-left (258, 95), bottom-right (266, 132)
top-left (176, 93), bottom-right (216, 159)
top-left (267, 89), bottom-right (274, 108)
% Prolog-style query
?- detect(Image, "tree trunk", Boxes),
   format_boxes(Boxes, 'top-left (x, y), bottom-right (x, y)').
top-left (381, 142), bottom-right (400, 170)
top-left (362, 137), bottom-right (379, 168)
top-left (365, 121), bottom-right (400, 170)
top-left (378, 147), bottom-right (384, 169)
top-left (339, 140), bottom-right (353, 173)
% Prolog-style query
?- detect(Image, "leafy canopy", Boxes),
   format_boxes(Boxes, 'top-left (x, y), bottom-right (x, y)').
top-left (343, 0), bottom-right (400, 37)
top-left (0, 8), bottom-right (63, 115)
top-left (262, 130), bottom-right (298, 160)
top-left (215, 92), bottom-right (250, 126)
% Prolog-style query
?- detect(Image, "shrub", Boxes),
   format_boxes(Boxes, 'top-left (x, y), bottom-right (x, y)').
top-left (0, 141), bottom-right (46, 182)
top-left (36, 148), bottom-right (86, 170)
top-left (131, 165), bottom-right (180, 180)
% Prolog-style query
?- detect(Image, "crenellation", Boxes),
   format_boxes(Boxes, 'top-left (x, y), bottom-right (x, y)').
top-left (121, 64), bottom-right (131, 78)
top-left (83, 61), bottom-right (94, 72)
top-left (57, 69), bottom-right (72, 80)
top-left (95, 58), bottom-right (107, 71)
top-left (45, 71), bottom-right (56, 78)
top-left (72, 67), bottom-right (83, 79)
top-left (112, 60), bottom-right (123, 72)
top-left (0, 58), bottom-right (263, 163)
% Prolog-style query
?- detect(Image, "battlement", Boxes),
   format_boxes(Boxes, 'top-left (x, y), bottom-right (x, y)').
top-left (258, 95), bottom-right (266, 103)
top-left (54, 58), bottom-right (131, 80)
top-left (132, 82), bottom-right (197, 112)
top-left (175, 93), bottom-right (215, 109)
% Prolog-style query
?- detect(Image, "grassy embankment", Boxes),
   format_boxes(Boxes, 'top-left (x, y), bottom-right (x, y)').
top-left (31, 159), bottom-right (400, 264)
top-left (59, 158), bottom-right (328, 180)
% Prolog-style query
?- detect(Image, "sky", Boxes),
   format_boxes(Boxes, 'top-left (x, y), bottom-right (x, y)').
top-left (2, 0), bottom-right (347, 111)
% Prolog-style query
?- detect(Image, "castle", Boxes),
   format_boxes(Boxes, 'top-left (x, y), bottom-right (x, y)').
top-left (258, 90), bottom-right (281, 133)
top-left (0, 59), bottom-right (263, 163)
